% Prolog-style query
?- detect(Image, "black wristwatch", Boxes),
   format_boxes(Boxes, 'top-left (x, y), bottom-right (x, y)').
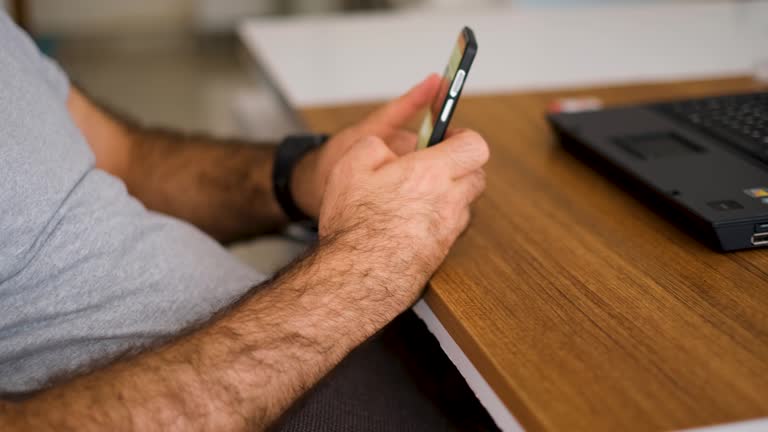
top-left (272, 134), bottom-right (328, 224)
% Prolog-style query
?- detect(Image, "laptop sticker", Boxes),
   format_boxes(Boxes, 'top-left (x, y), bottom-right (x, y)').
top-left (744, 187), bottom-right (768, 198)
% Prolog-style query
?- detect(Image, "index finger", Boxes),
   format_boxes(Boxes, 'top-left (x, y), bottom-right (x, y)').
top-left (359, 74), bottom-right (441, 135)
top-left (404, 130), bottom-right (490, 179)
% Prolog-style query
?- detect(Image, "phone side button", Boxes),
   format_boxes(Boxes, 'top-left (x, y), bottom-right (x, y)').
top-left (440, 98), bottom-right (455, 122)
top-left (449, 70), bottom-right (466, 97)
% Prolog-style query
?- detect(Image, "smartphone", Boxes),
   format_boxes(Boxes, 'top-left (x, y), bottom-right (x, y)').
top-left (417, 26), bottom-right (478, 149)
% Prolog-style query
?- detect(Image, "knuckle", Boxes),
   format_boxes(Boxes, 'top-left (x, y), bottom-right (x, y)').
top-left (456, 130), bottom-right (481, 148)
top-left (455, 170), bottom-right (486, 205)
top-left (461, 208), bottom-right (472, 230)
top-left (367, 134), bottom-right (384, 144)
top-left (445, 149), bottom-right (468, 172)
top-left (364, 135), bottom-right (393, 157)
top-left (358, 134), bottom-right (383, 148)
top-left (466, 129), bottom-right (488, 147)
top-left (479, 141), bottom-right (490, 164)
top-left (461, 207), bottom-right (471, 222)
top-left (342, 135), bottom-right (393, 170)
top-left (461, 129), bottom-right (482, 142)
top-left (465, 131), bottom-right (490, 162)
top-left (452, 131), bottom-right (489, 165)
top-left (475, 169), bottom-right (487, 190)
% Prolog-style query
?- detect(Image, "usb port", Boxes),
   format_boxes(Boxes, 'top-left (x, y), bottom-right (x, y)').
top-left (751, 232), bottom-right (768, 246)
top-left (756, 222), bottom-right (768, 233)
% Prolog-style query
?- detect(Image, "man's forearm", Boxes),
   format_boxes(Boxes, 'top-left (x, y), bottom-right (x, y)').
top-left (124, 126), bottom-right (286, 242)
top-left (1, 234), bottom-right (418, 431)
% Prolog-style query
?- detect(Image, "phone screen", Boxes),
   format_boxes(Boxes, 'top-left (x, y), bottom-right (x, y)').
top-left (417, 28), bottom-right (476, 149)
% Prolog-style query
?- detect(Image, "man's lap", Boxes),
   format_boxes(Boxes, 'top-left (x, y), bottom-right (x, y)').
top-left (273, 311), bottom-right (499, 432)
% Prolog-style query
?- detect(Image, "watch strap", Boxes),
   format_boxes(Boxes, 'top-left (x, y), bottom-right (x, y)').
top-left (273, 134), bottom-right (328, 223)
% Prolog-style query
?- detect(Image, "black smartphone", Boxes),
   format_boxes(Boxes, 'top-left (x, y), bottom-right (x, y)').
top-left (417, 26), bottom-right (478, 149)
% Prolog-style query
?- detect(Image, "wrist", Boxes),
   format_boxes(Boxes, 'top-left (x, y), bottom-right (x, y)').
top-left (319, 227), bottom-right (430, 312)
top-left (290, 147), bottom-right (322, 220)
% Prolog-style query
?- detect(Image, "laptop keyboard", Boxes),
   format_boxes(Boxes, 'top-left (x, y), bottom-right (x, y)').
top-left (654, 92), bottom-right (768, 163)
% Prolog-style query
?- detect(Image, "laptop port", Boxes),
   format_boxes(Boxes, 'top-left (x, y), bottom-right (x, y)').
top-left (751, 232), bottom-right (768, 246)
top-left (756, 222), bottom-right (768, 233)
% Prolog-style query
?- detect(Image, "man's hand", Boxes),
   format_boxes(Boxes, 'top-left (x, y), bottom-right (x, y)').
top-left (320, 129), bottom-right (489, 307)
top-left (291, 74), bottom-right (442, 219)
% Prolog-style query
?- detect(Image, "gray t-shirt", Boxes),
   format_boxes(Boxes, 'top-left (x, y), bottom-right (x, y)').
top-left (0, 14), bottom-right (265, 393)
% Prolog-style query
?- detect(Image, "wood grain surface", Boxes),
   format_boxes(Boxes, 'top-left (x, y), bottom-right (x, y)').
top-left (300, 77), bottom-right (768, 432)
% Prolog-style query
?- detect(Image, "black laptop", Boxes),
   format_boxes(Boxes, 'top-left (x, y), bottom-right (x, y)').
top-left (548, 91), bottom-right (768, 251)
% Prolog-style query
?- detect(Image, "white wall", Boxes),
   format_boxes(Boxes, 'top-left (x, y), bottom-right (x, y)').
top-left (28, 0), bottom-right (345, 35)
top-left (30, 0), bottom-right (196, 34)
top-left (25, 0), bottom-right (726, 36)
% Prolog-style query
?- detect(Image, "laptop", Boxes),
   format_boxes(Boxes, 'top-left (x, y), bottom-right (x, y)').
top-left (548, 91), bottom-right (768, 251)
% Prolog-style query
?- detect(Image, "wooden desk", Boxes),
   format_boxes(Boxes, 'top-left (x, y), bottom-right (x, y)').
top-left (301, 77), bottom-right (768, 432)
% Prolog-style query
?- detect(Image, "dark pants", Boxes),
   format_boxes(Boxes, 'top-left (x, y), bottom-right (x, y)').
top-left (271, 311), bottom-right (500, 432)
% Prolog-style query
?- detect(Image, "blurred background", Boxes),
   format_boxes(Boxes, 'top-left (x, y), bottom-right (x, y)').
top-left (0, 0), bottom-right (753, 141)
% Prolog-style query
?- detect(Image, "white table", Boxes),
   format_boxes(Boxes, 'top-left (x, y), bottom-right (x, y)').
top-left (238, 3), bottom-right (768, 430)
top-left (240, 1), bottom-right (768, 107)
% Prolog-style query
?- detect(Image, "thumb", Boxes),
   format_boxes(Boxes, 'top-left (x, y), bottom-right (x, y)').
top-left (361, 74), bottom-right (441, 134)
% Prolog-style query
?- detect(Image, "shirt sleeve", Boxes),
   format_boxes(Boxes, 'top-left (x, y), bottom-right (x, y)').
top-left (38, 54), bottom-right (71, 102)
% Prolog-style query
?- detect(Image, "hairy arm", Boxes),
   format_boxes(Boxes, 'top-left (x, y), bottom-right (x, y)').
top-left (3, 77), bottom-right (487, 431)
top-left (0, 124), bottom-right (488, 432)
top-left (67, 87), bottom-right (287, 242)
top-left (0, 234), bottom-right (422, 431)
top-left (66, 75), bottom-right (443, 243)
